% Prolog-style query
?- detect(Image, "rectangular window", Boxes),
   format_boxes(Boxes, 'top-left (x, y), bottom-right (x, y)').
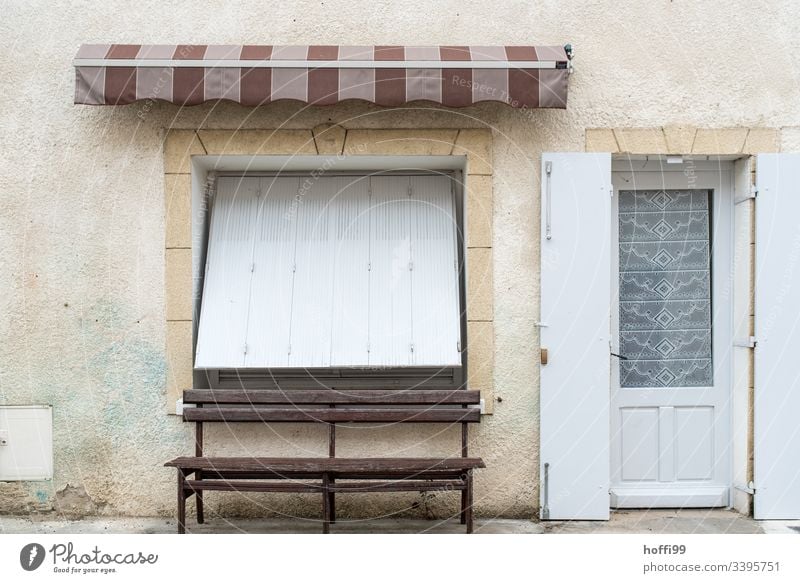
top-left (195, 173), bottom-right (462, 370)
top-left (618, 189), bottom-right (713, 387)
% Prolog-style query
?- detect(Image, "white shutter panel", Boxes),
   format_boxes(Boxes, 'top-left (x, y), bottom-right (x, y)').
top-left (539, 153), bottom-right (612, 520)
top-left (287, 177), bottom-right (338, 367)
top-left (330, 177), bottom-right (371, 366)
top-left (368, 176), bottom-right (414, 367)
top-left (754, 153), bottom-right (800, 519)
top-left (409, 175), bottom-right (461, 366)
top-left (194, 177), bottom-right (260, 368)
top-left (244, 177), bottom-right (299, 368)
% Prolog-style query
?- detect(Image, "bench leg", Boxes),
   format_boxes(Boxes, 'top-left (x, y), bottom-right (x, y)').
top-left (177, 470), bottom-right (186, 534)
top-left (465, 470), bottom-right (474, 534)
top-left (460, 471), bottom-right (468, 524)
top-left (322, 473), bottom-right (331, 534)
top-left (196, 470), bottom-right (205, 524)
top-left (328, 477), bottom-right (336, 524)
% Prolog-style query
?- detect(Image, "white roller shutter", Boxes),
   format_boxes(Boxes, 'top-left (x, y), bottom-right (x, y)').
top-left (539, 153), bottom-right (612, 520)
top-left (195, 174), bottom-right (461, 369)
top-left (754, 153), bottom-right (800, 519)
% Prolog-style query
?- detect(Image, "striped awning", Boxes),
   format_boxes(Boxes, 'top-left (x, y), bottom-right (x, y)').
top-left (74, 45), bottom-right (571, 109)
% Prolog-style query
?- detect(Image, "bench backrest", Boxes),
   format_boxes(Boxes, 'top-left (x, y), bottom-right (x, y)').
top-left (182, 388), bottom-right (482, 457)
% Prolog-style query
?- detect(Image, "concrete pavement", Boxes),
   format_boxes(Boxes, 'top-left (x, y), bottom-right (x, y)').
top-left (2, 509), bottom-right (796, 534)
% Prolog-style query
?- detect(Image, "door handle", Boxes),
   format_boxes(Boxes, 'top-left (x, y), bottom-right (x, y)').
top-left (610, 352), bottom-right (628, 360)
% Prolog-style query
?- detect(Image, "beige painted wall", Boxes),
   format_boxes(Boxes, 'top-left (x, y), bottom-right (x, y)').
top-left (1, 1), bottom-right (799, 518)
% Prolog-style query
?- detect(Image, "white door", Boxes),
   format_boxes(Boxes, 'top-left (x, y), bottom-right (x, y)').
top-left (610, 161), bottom-right (732, 508)
top-left (539, 153), bottom-right (612, 520)
top-left (754, 153), bottom-right (800, 519)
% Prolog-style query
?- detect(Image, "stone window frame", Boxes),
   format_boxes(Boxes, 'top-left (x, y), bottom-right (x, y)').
top-left (163, 126), bottom-right (495, 414)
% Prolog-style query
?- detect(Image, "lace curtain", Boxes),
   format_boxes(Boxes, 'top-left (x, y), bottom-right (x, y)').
top-left (618, 189), bottom-right (713, 388)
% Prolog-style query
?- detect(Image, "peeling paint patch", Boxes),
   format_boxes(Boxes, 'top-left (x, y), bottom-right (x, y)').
top-left (54, 484), bottom-right (99, 518)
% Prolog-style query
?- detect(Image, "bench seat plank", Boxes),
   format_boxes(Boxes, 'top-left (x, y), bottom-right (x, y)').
top-left (183, 480), bottom-right (467, 493)
top-left (166, 456), bottom-right (486, 473)
top-left (184, 389), bottom-right (481, 405)
top-left (193, 470), bottom-right (473, 481)
top-left (183, 407), bottom-right (480, 423)
top-left (184, 480), bottom-right (321, 493)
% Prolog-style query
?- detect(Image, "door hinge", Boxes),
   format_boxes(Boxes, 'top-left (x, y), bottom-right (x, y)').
top-left (243, 343), bottom-right (248, 355)
top-left (250, 262), bottom-right (255, 273)
top-left (733, 336), bottom-right (757, 348)
top-left (541, 462), bottom-right (550, 520)
top-left (457, 341), bottom-right (462, 352)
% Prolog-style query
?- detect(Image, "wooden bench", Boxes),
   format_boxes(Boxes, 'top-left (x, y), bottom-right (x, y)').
top-left (165, 388), bottom-right (485, 533)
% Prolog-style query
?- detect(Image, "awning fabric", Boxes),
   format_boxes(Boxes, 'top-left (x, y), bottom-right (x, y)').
top-left (74, 45), bottom-right (570, 108)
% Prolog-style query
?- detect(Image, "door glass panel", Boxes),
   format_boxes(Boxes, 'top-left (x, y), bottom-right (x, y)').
top-left (618, 189), bottom-right (712, 387)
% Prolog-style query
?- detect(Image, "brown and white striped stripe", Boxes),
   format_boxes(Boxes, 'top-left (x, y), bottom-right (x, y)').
top-left (74, 45), bottom-right (570, 108)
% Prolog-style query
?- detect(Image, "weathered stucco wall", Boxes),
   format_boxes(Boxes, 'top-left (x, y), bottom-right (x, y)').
top-left (1, 1), bottom-right (799, 519)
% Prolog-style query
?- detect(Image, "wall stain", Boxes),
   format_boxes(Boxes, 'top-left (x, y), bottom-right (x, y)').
top-left (54, 484), bottom-right (100, 518)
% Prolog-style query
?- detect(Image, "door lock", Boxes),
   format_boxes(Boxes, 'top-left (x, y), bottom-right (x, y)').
top-left (540, 348), bottom-right (549, 365)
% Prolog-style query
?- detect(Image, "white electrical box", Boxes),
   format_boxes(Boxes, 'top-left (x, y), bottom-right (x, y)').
top-left (0, 406), bottom-right (53, 480)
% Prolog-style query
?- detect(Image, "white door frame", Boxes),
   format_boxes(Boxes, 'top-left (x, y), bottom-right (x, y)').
top-left (609, 159), bottom-right (734, 508)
